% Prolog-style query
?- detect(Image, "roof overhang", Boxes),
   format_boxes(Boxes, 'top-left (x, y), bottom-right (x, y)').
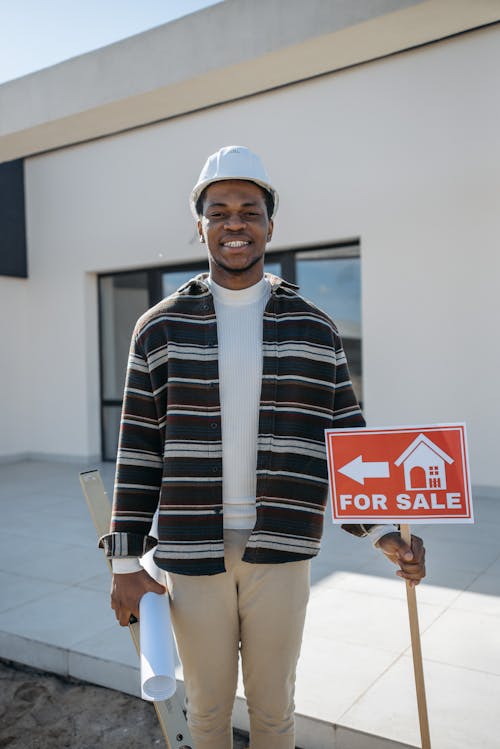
top-left (1, 0), bottom-right (499, 162)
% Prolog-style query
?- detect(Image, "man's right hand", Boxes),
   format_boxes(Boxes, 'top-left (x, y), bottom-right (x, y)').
top-left (111, 569), bottom-right (167, 627)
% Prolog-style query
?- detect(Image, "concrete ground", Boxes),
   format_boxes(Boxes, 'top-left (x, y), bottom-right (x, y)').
top-left (0, 459), bottom-right (499, 749)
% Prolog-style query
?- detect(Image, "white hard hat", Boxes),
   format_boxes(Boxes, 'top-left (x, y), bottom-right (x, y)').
top-left (190, 145), bottom-right (279, 219)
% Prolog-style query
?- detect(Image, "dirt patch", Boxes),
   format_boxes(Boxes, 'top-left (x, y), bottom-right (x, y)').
top-left (0, 660), bottom-right (248, 749)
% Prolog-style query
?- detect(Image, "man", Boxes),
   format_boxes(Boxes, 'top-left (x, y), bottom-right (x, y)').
top-left (100, 146), bottom-right (425, 749)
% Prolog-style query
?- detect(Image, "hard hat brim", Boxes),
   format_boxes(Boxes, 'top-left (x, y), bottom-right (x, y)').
top-left (190, 176), bottom-right (279, 220)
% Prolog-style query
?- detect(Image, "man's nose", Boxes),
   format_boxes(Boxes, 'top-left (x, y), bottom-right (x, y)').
top-left (224, 213), bottom-right (246, 229)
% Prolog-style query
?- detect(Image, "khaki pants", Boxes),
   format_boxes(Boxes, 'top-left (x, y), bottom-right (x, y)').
top-left (167, 530), bottom-right (310, 749)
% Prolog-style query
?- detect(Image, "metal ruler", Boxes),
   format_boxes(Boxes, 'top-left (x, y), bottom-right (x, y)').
top-left (79, 469), bottom-right (194, 749)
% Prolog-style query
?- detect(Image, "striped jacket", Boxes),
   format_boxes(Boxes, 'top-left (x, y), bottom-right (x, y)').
top-left (99, 273), bottom-right (368, 575)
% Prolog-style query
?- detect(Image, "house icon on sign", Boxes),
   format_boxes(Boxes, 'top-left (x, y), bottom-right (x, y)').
top-left (394, 433), bottom-right (454, 491)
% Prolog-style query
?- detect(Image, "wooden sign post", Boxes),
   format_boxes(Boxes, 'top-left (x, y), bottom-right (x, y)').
top-left (400, 522), bottom-right (431, 749)
top-left (325, 423), bottom-right (473, 749)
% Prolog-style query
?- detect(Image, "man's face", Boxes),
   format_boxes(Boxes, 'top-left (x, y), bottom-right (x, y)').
top-left (197, 180), bottom-right (273, 289)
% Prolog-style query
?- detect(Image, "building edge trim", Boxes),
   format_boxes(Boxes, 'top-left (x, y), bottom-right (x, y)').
top-left (1, 20), bottom-right (499, 164)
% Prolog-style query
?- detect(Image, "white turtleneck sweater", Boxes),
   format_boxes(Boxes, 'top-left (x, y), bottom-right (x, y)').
top-left (208, 274), bottom-right (270, 529)
top-left (113, 275), bottom-right (395, 573)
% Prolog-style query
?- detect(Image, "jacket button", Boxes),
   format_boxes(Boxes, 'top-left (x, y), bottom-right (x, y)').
top-left (211, 466), bottom-right (218, 473)
top-left (210, 422), bottom-right (218, 430)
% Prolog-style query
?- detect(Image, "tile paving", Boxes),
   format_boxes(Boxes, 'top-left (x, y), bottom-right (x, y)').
top-left (1, 459), bottom-right (499, 748)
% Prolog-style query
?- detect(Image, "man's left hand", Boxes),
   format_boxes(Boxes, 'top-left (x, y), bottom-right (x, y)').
top-left (376, 532), bottom-right (426, 587)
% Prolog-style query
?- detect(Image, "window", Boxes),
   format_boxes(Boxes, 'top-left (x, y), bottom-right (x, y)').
top-left (98, 242), bottom-right (361, 459)
top-left (294, 248), bottom-right (361, 401)
top-left (0, 159), bottom-right (27, 278)
top-left (428, 465), bottom-right (441, 488)
top-left (99, 262), bottom-right (208, 460)
top-left (99, 272), bottom-right (150, 459)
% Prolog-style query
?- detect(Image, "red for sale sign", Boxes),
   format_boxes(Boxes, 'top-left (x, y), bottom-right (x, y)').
top-left (325, 423), bottom-right (473, 524)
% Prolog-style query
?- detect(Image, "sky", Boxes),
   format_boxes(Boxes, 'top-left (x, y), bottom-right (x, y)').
top-left (0, 0), bottom-right (222, 85)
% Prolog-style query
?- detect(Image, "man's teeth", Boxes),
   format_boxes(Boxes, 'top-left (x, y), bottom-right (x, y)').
top-left (224, 241), bottom-right (249, 247)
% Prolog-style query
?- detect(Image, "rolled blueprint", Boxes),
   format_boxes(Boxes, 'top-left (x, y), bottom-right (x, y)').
top-left (139, 590), bottom-right (176, 701)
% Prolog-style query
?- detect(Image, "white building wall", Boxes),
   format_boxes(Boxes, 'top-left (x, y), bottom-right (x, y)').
top-left (0, 277), bottom-right (29, 458)
top-left (4, 25), bottom-right (498, 488)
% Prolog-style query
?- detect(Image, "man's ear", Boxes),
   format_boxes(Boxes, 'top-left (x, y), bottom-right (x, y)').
top-left (267, 219), bottom-right (274, 242)
top-left (197, 219), bottom-right (204, 243)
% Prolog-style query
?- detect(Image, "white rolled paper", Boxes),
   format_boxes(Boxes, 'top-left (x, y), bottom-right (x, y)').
top-left (139, 591), bottom-right (177, 702)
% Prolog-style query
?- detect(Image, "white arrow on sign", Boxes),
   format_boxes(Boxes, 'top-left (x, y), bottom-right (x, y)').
top-left (338, 455), bottom-right (390, 485)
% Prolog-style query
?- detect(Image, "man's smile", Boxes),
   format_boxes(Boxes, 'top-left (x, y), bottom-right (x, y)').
top-left (221, 240), bottom-right (251, 248)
